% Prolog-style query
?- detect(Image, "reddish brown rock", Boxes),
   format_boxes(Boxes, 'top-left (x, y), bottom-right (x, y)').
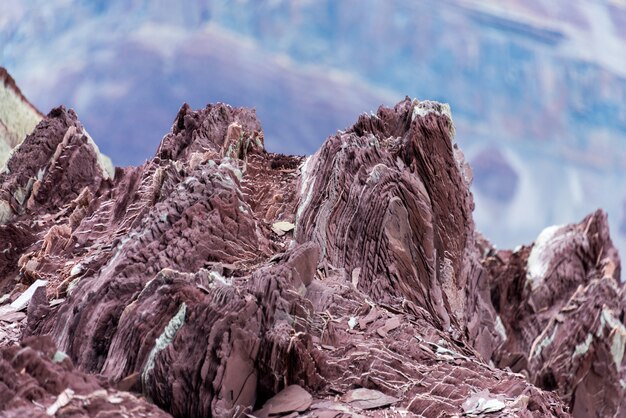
top-left (0, 335), bottom-right (169, 417)
top-left (295, 99), bottom-right (502, 359)
top-left (483, 210), bottom-right (626, 416)
top-left (0, 67), bottom-right (44, 168)
top-left (0, 96), bottom-right (623, 418)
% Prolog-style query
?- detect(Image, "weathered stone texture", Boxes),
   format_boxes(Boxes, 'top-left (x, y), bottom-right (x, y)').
top-left (0, 97), bottom-right (623, 418)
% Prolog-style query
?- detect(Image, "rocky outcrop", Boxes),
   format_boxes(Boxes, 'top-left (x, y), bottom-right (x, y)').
top-left (0, 335), bottom-right (169, 417)
top-left (0, 67), bottom-right (114, 187)
top-left (0, 96), bottom-right (624, 417)
top-left (0, 67), bottom-right (44, 169)
top-left (483, 210), bottom-right (626, 416)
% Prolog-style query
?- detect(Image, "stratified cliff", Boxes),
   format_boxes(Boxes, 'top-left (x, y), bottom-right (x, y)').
top-left (0, 97), bottom-right (624, 417)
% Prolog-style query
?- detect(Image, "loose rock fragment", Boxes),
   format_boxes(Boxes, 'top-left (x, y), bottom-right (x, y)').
top-left (10, 279), bottom-right (47, 311)
top-left (46, 388), bottom-right (75, 416)
top-left (461, 390), bottom-right (506, 416)
top-left (341, 388), bottom-right (399, 410)
top-left (254, 385), bottom-right (313, 417)
top-left (272, 220), bottom-right (295, 236)
top-left (0, 310), bottom-right (25, 322)
top-left (376, 316), bottom-right (401, 337)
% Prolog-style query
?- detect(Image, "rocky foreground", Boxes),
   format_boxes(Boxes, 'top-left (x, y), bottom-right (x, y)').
top-left (0, 96), bottom-right (625, 417)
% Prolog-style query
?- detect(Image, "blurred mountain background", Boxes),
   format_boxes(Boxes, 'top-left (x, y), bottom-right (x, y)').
top-left (2, 0), bottom-right (626, 258)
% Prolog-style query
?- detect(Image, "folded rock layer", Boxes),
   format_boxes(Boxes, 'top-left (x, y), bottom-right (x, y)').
top-left (0, 97), bottom-right (624, 417)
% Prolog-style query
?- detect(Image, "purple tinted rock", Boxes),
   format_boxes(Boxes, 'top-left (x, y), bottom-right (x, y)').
top-left (0, 67), bottom-right (43, 168)
top-left (0, 336), bottom-right (170, 417)
top-left (484, 209), bottom-right (626, 416)
top-left (2, 94), bottom-right (622, 418)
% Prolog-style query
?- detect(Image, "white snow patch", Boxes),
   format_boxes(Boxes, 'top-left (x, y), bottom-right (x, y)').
top-left (0, 200), bottom-right (13, 224)
top-left (82, 128), bottom-right (115, 179)
top-left (411, 100), bottom-right (452, 121)
top-left (70, 263), bottom-right (83, 277)
top-left (66, 278), bottom-right (81, 296)
top-left (218, 158), bottom-right (243, 181)
top-left (530, 325), bottom-right (558, 359)
top-left (526, 224), bottom-right (565, 284)
top-left (367, 163), bottom-right (389, 184)
top-left (599, 307), bottom-right (626, 369)
top-left (209, 270), bottom-right (231, 286)
top-left (348, 317), bottom-right (358, 330)
top-left (183, 176), bottom-right (198, 185)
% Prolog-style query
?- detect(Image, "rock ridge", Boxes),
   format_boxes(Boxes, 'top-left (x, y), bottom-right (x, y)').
top-left (0, 67), bottom-right (44, 169)
top-left (0, 96), bottom-right (624, 417)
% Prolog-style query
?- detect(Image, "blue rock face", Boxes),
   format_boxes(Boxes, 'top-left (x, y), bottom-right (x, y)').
top-left (2, 0), bottom-right (626, 258)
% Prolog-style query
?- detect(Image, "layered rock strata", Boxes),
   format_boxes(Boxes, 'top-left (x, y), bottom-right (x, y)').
top-left (0, 97), bottom-right (624, 417)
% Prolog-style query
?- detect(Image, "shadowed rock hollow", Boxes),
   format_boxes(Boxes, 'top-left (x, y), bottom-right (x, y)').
top-left (0, 96), bottom-right (624, 417)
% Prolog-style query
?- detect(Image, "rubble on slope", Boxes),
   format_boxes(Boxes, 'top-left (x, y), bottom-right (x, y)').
top-left (0, 96), bottom-right (623, 417)
top-left (0, 335), bottom-right (170, 417)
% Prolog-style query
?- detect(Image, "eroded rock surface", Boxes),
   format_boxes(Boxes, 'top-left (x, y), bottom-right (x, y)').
top-left (0, 67), bottom-right (43, 169)
top-left (0, 335), bottom-right (169, 417)
top-left (483, 210), bottom-right (626, 416)
top-left (0, 97), bottom-right (624, 417)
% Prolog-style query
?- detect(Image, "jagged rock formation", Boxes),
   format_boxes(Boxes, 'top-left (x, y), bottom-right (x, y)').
top-left (0, 67), bottom-right (114, 181)
top-left (483, 211), bottom-right (626, 416)
top-left (0, 96), bottom-right (624, 417)
top-left (0, 67), bottom-right (43, 169)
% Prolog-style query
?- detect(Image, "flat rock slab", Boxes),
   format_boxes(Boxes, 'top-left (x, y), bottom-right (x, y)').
top-left (340, 388), bottom-right (399, 410)
top-left (10, 279), bottom-right (47, 311)
top-left (462, 390), bottom-right (506, 416)
top-left (0, 310), bottom-right (26, 322)
top-left (254, 385), bottom-right (313, 417)
top-left (376, 316), bottom-right (402, 337)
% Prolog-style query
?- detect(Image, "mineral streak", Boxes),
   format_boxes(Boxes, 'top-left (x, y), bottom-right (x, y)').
top-left (0, 95), bottom-right (624, 418)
